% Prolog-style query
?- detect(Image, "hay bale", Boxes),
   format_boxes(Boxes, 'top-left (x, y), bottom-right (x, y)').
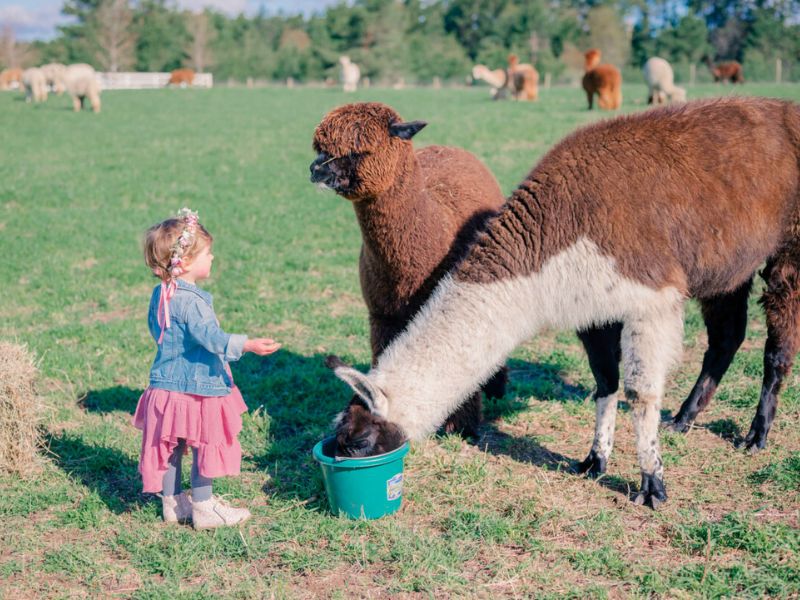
top-left (0, 342), bottom-right (44, 476)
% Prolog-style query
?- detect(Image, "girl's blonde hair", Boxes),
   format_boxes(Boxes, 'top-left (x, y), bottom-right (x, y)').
top-left (144, 217), bottom-right (212, 280)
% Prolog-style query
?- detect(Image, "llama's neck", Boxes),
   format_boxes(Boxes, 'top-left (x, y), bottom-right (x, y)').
top-left (353, 153), bottom-right (447, 284)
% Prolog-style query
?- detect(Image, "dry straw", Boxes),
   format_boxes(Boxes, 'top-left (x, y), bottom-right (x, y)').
top-left (0, 341), bottom-right (44, 477)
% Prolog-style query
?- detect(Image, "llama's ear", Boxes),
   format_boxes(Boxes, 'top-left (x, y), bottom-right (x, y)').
top-left (389, 120), bottom-right (427, 140)
top-left (325, 355), bottom-right (388, 417)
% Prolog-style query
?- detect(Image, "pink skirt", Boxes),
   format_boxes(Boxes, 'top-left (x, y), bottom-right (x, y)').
top-left (132, 385), bottom-right (248, 493)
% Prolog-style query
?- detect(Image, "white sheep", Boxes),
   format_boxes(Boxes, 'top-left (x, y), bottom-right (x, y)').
top-left (40, 63), bottom-right (66, 94)
top-left (21, 68), bottom-right (47, 103)
top-left (643, 57), bottom-right (686, 105)
top-left (63, 64), bottom-right (101, 113)
top-left (339, 56), bottom-right (360, 93)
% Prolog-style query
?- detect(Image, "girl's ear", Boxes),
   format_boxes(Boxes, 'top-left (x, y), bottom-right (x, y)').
top-left (389, 120), bottom-right (427, 140)
top-left (325, 355), bottom-right (389, 417)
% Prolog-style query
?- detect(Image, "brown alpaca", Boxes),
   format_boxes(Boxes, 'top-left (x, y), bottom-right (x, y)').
top-left (0, 67), bottom-right (23, 90)
top-left (507, 54), bottom-right (539, 101)
top-left (310, 102), bottom-right (508, 447)
top-left (167, 68), bottom-right (195, 87)
top-left (582, 49), bottom-right (622, 110)
top-left (328, 97), bottom-right (800, 509)
top-left (705, 57), bottom-right (744, 83)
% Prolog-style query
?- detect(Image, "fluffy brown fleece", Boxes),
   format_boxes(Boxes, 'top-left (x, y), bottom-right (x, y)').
top-left (311, 102), bottom-right (508, 443)
top-left (167, 68), bottom-right (195, 86)
top-left (507, 54), bottom-right (539, 101)
top-left (0, 67), bottom-right (22, 90)
top-left (706, 58), bottom-right (744, 83)
top-left (582, 49), bottom-right (622, 110)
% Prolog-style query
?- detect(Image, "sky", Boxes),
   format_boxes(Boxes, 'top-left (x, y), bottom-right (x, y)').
top-left (0, 0), bottom-right (344, 41)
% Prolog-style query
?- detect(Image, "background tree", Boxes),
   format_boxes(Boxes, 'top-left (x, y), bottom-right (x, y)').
top-left (90, 0), bottom-right (137, 71)
top-left (185, 11), bottom-right (215, 72)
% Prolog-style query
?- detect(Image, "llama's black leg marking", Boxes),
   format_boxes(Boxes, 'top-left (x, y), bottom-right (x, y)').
top-left (737, 254), bottom-right (800, 453)
top-left (633, 471), bottom-right (668, 509)
top-left (670, 279), bottom-right (751, 433)
top-left (575, 322), bottom-right (622, 477)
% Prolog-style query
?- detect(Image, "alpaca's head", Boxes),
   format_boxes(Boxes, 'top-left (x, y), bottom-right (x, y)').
top-left (325, 355), bottom-right (406, 457)
top-left (584, 49), bottom-right (601, 71)
top-left (310, 102), bottom-right (427, 200)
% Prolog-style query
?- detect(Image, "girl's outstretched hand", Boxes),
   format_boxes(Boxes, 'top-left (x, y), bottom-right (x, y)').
top-left (244, 338), bottom-right (281, 356)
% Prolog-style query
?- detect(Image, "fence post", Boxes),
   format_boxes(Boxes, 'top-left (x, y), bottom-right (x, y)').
top-left (544, 72), bottom-right (551, 89)
top-left (776, 58), bottom-right (782, 84)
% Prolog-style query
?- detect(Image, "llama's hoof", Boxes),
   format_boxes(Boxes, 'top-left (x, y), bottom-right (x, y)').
top-left (735, 429), bottom-right (768, 454)
top-left (632, 473), bottom-right (667, 509)
top-left (662, 418), bottom-right (691, 434)
top-left (574, 450), bottom-right (607, 478)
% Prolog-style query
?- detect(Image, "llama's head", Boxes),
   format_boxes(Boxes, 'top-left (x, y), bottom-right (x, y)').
top-left (325, 355), bottom-right (406, 457)
top-left (584, 49), bottom-right (601, 71)
top-left (310, 102), bottom-right (427, 200)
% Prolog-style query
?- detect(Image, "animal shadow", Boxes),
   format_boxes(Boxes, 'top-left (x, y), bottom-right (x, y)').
top-left (46, 431), bottom-right (145, 513)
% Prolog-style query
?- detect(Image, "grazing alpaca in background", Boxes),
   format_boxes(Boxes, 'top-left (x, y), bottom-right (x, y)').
top-left (507, 54), bottom-right (539, 101)
top-left (64, 63), bottom-right (101, 113)
top-left (167, 68), bottom-right (195, 87)
top-left (310, 102), bottom-right (508, 442)
top-left (643, 57), bottom-right (686, 104)
top-left (328, 97), bottom-right (800, 508)
top-left (0, 67), bottom-right (23, 90)
top-left (21, 68), bottom-right (47, 103)
top-left (339, 56), bottom-right (361, 92)
top-left (582, 49), bottom-right (622, 110)
top-left (471, 64), bottom-right (509, 99)
top-left (705, 57), bottom-right (744, 83)
top-left (40, 63), bottom-right (66, 94)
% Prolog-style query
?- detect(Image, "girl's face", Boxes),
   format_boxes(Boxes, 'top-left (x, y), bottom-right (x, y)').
top-left (182, 244), bottom-right (214, 283)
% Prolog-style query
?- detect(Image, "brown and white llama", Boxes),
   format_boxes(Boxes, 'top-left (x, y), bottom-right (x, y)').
top-left (327, 97), bottom-right (800, 508)
top-left (507, 54), bottom-right (539, 101)
top-left (705, 57), bottom-right (744, 84)
top-left (310, 102), bottom-right (508, 445)
top-left (582, 49), bottom-right (622, 110)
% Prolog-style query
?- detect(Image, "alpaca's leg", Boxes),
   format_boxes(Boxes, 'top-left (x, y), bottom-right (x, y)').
top-left (738, 254), bottom-right (800, 453)
top-left (442, 392), bottom-right (482, 437)
top-left (576, 322), bottom-right (623, 477)
top-left (586, 90), bottom-right (594, 110)
top-left (623, 297), bottom-right (684, 508)
top-left (670, 278), bottom-right (752, 432)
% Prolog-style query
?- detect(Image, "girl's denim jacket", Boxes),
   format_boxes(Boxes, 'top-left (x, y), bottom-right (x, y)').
top-left (148, 280), bottom-right (247, 396)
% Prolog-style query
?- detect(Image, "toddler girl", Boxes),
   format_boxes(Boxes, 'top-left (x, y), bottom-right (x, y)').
top-left (133, 208), bottom-right (280, 529)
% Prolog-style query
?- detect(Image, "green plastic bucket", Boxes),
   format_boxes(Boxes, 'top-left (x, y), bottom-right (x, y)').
top-left (312, 437), bottom-right (410, 519)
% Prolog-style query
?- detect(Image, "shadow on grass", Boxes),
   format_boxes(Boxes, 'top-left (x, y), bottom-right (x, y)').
top-left (705, 418), bottom-right (742, 442)
top-left (46, 431), bottom-right (145, 514)
top-left (78, 386), bottom-right (142, 414)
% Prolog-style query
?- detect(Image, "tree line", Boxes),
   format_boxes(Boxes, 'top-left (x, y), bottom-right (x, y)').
top-left (2, 0), bottom-right (799, 83)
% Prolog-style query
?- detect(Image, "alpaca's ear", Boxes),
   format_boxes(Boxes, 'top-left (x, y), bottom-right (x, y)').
top-left (325, 355), bottom-right (389, 417)
top-left (389, 120), bottom-right (427, 140)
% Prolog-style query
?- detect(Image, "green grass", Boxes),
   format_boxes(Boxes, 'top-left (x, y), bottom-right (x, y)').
top-left (1, 83), bottom-right (800, 598)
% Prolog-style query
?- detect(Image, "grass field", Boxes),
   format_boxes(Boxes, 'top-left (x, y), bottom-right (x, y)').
top-left (1, 83), bottom-right (799, 599)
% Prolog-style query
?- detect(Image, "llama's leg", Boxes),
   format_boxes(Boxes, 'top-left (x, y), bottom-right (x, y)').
top-left (737, 255), bottom-right (800, 453)
top-left (670, 278), bottom-right (751, 432)
top-left (575, 322), bottom-right (623, 477)
top-left (586, 90), bottom-right (594, 110)
top-left (623, 298), bottom-right (684, 508)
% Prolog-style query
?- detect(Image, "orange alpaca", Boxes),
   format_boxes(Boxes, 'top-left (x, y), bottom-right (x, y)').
top-left (507, 54), bottom-right (539, 101)
top-left (705, 57), bottom-right (744, 84)
top-left (0, 67), bottom-right (23, 90)
top-left (581, 49), bottom-right (622, 110)
top-left (167, 68), bottom-right (195, 87)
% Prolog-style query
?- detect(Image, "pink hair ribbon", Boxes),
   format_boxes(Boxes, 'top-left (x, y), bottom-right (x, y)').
top-left (157, 279), bottom-right (178, 344)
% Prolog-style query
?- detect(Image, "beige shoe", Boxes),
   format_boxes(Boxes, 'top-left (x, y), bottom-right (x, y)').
top-left (192, 495), bottom-right (251, 530)
top-left (161, 492), bottom-right (192, 524)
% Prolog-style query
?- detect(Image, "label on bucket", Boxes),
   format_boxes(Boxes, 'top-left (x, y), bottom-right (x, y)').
top-left (386, 473), bottom-right (403, 501)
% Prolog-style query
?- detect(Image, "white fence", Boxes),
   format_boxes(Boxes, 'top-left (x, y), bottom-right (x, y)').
top-left (98, 72), bottom-right (213, 90)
